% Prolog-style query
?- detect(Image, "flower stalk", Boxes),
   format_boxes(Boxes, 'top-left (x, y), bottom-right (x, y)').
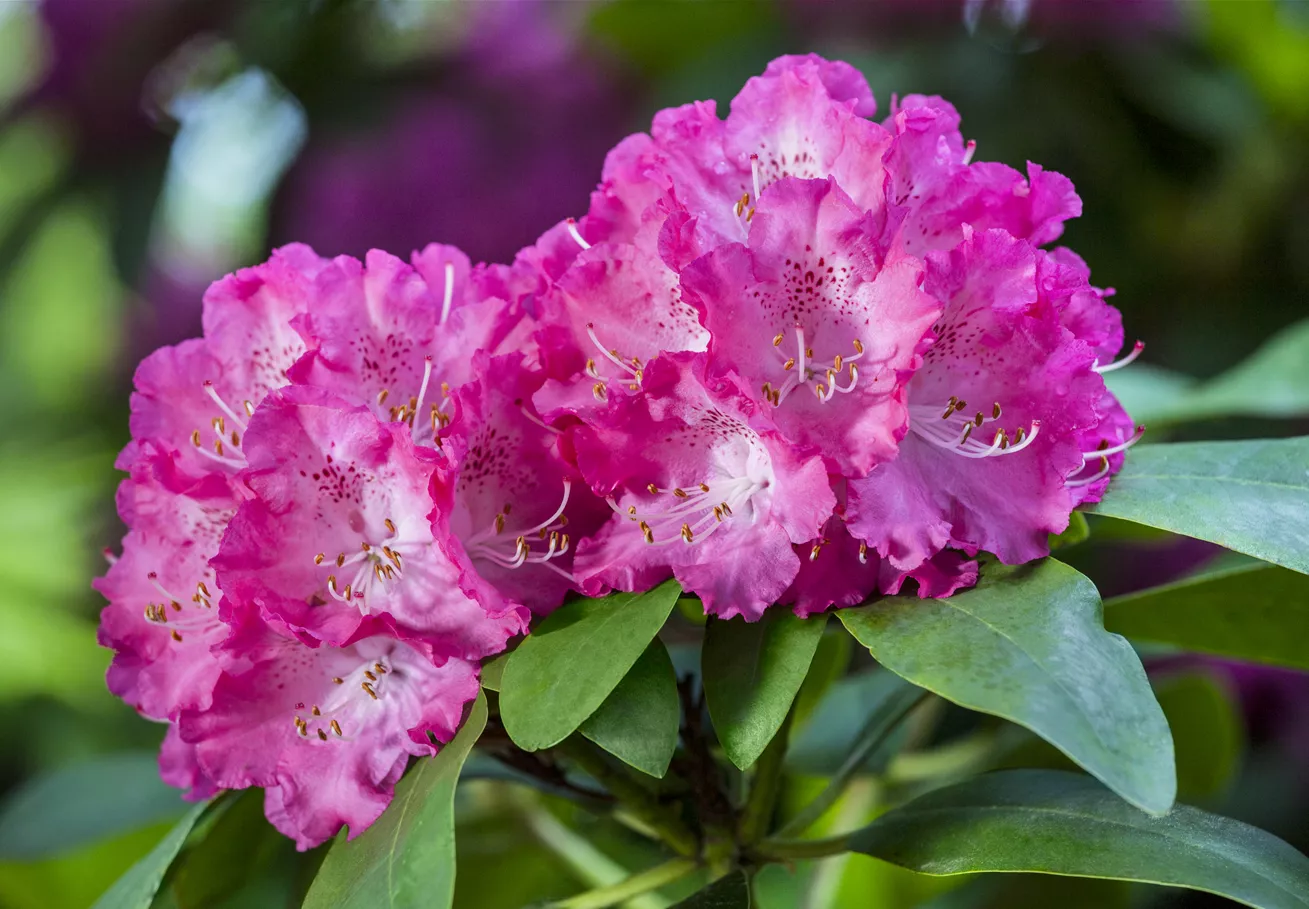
top-left (556, 736), bottom-right (699, 858)
top-left (549, 858), bottom-right (699, 909)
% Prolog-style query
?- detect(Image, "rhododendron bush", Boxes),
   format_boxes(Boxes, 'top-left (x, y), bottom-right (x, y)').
top-left (93, 56), bottom-right (1309, 908)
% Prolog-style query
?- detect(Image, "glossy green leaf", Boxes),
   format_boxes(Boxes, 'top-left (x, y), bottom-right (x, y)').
top-left (302, 692), bottom-right (487, 909)
top-left (993, 669), bottom-right (1242, 803)
top-left (1104, 563), bottom-right (1309, 669)
top-left (838, 559), bottom-right (1175, 814)
top-left (91, 801), bottom-right (210, 909)
top-left (501, 582), bottom-right (680, 751)
top-left (850, 770), bottom-right (1309, 908)
top-left (703, 612), bottom-right (827, 769)
top-left (0, 753), bottom-right (186, 860)
top-left (480, 652), bottom-right (507, 693)
top-left (1087, 436), bottom-right (1309, 575)
top-left (579, 640), bottom-right (680, 778)
top-left (672, 870), bottom-right (751, 908)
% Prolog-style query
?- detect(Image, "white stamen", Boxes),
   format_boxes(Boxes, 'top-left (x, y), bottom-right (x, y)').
top-left (1083, 426), bottom-right (1144, 460)
top-left (750, 153), bottom-right (762, 203)
top-left (566, 218), bottom-right (591, 250)
top-left (585, 323), bottom-right (640, 377)
top-left (463, 482), bottom-right (575, 579)
top-left (1067, 456), bottom-right (1111, 487)
top-left (910, 399), bottom-right (1041, 459)
top-left (1093, 340), bottom-right (1144, 374)
top-left (520, 403), bottom-right (563, 435)
top-left (962, 139), bottom-right (977, 166)
top-left (203, 381), bottom-right (249, 431)
top-left (439, 262), bottom-right (455, 325)
top-left (413, 357), bottom-right (433, 425)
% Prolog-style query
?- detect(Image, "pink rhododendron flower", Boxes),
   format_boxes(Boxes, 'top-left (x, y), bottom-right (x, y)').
top-left (572, 355), bottom-right (835, 620)
top-left (439, 354), bottom-right (606, 614)
top-left (289, 245), bottom-right (535, 441)
top-left (884, 94), bottom-right (1081, 256)
top-left (213, 386), bottom-right (528, 655)
top-left (535, 201), bottom-right (709, 420)
top-left (126, 244), bottom-right (325, 480)
top-left (179, 601), bottom-right (479, 850)
top-left (97, 51), bottom-right (1146, 852)
top-left (96, 449), bottom-right (236, 719)
top-left (846, 227), bottom-right (1114, 569)
top-left (682, 176), bottom-right (939, 476)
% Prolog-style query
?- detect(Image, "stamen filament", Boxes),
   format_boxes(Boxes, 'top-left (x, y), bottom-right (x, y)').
top-left (1094, 340), bottom-right (1144, 374)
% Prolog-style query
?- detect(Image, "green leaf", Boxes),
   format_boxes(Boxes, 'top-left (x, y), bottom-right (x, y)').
top-left (91, 801), bottom-right (210, 909)
top-left (1155, 671), bottom-right (1243, 801)
top-left (993, 669), bottom-right (1243, 804)
top-left (1104, 563), bottom-right (1309, 669)
top-left (849, 769), bottom-right (1309, 909)
top-left (1087, 436), bottom-right (1309, 575)
top-left (579, 640), bottom-right (680, 778)
top-left (0, 753), bottom-right (186, 860)
top-left (838, 558), bottom-right (1175, 814)
top-left (703, 612), bottom-right (827, 769)
top-left (501, 581), bottom-right (680, 751)
top-left (301, 692), bottom-right (487, 909)
top-left (671, 870), bottom-right (751, 908)
top-left (480, 652), bottom-right (508, 693)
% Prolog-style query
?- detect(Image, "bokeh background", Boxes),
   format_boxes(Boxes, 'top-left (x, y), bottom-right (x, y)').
top-left (0, 1), bottom-right (1305, 907)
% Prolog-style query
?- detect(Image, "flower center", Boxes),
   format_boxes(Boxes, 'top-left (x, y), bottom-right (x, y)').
top-left (377, 357), bottom-right (453, 446)
top-left (762, 325), bottom-right (867, 406)
top-left (142, 572), bottom-right (221, 644)
top-left (583, 323), bottom-right (645, 402)
top-left (291, 654), bottom-right (396, 743)
top-left (313, 517), bottom-right (430, 616)
top-left (909, 397), bottom-right (1042, 459)
top-left (189, 381), bottom-right (254, 469)
top-left (462, 481), bottom-right (575, 581)
top-left (611, 474), bottom-right (763, 548)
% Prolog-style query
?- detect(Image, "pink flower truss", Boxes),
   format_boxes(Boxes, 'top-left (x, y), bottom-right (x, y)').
top-left (99, 52), bottom-right (1142, 848)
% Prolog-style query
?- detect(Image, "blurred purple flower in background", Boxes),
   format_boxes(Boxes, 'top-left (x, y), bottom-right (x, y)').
top-left (25, 0), bottom-right (228, 166)
top-left (273, 2), bottom-right (637, 265)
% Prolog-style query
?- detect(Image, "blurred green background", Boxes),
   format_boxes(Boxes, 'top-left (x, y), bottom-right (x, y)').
top-left (0, 1), bottom-right (1306, 906)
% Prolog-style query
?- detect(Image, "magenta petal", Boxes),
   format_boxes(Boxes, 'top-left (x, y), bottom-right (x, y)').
top-left (181, 607), bottom-right (479, 850)
top-left (95, 452), bottom-right (236, 719)
top-left (571, 354), bottom-right (833, 619)
top-left (848, 229), bottom-right (1107, 568)
top-left (684, 176), bottom-right (940, 476)
top-left (159, 725), bottom-right (220, 802)
top-left (213, 386), bottom-right (522, 658)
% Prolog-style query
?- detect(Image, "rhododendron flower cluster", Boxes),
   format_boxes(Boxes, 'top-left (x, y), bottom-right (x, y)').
top-left (98, 54), bottom-right (1140, 849)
